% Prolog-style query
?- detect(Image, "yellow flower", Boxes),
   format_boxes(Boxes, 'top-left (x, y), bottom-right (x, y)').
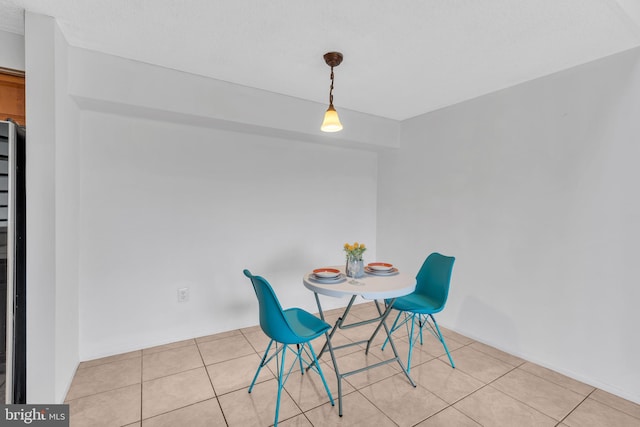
top-left (343, 241), bottom-right (367, 261)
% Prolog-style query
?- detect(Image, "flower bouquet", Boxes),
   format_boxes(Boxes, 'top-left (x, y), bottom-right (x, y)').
top-left (344, 242), bottom-right (366, 278)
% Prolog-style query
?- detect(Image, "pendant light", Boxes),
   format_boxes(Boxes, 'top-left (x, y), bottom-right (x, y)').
top-left (321, 52), bottom-right (344, 132)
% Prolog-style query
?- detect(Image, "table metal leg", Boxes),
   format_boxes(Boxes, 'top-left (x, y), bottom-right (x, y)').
top-left (313, 294), bottom-right (357, 362)
top-left (314, 292), bottom-right (325, 321)
top-left (311, 293), bottom-right (416, 416)
top-left (364, 298), bottom-right (396, 354)
top-left (372, 300), bottom-right (416, 387)
top-left (311, 292), bottom-right (347, 416)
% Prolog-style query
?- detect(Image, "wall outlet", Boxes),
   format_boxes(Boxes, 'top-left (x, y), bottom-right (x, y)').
top-left (177, 287), bottom-right (189, 302)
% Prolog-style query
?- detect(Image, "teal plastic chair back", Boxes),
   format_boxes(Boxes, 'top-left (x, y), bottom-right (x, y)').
top-left (243, 269), bottom-right (298, 344)
top-left (415, 252), bottom-right (455, 312)
top-left (243, 269), bottom-right (335, 426)
top-left (382, 252), bottom-right (456, 371)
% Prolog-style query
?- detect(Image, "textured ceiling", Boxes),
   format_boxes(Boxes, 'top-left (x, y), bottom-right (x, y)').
top-left (2, 0), bottom-right (640, 120)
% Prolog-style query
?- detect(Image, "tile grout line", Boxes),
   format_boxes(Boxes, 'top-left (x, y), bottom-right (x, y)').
top-left (429, 345), bottom-right (518, 427)
top-left (580, 387), bottom-right (640, 420)
top-left (138, 365), bottom-right (215, 423)
top-left (481, 365), bottom-right (576, 424)
top-left (239, 327), bottom-right (267, 357)
top-left (356, 371), bottom-right (425, 426)
top-left (138, 398), bottom-right (223, 425)
top-left (76, 352), bottom-right (143, 371)
top-left (482, 361), bottom-right (625, 424)
top-left (194, 338), bottom-right (230, 426)
top-left (68, 314), bottom-right (640, 427)
top-left (556, 388), bottom-right (596, 425)
top-left (513, 363), bottom-right (595, 397)
top-left (409, 402), bottom-right (479, 427)
top-left (352, 388), bottom-right (400, 427)
top-left (65, 380), bottom-right (143, 405)
top-left (136, 337), bottom-right (229, 423)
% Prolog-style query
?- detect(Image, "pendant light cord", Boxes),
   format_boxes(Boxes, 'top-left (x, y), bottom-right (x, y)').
top-left (329, 66), bottom-right (335, 106)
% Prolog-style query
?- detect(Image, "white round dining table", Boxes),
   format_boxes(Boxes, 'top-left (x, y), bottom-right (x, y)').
top-left (302, 265), bottom-right (417, 417)
top-left (302, 266), bottom-right (416, 299)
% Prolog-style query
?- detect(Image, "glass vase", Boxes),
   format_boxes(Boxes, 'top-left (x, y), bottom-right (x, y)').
top-left (346, 257), bottom-right (365, 279)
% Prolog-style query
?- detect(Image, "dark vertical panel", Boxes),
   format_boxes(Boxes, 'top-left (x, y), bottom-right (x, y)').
top-left (0, 120), bottom-right (26, 403)
top-left (12, 120), bottom-right (26, 404)
top-left (0, 121), bottom-right (8, 401)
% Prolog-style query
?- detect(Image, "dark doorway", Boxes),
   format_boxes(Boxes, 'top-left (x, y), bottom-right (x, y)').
top-left (1, 119), bottom-right (27, 403)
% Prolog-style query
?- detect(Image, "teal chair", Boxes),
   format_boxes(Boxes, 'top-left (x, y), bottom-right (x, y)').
top-left (382, 253), bottom-right (456, 372)
top-left (243, 270), bottom-right (334, 426)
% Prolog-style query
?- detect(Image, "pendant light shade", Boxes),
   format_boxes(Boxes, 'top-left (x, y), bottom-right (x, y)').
top-left (321, 52), bottom-right (344, 133)
top-left (321, 104), bottom-right (343, 132)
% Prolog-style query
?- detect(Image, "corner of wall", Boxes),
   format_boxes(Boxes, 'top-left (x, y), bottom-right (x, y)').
top-left (0, 29), bottom-right (25, 71)
top-left (24, 11), bottom-right (81, 404)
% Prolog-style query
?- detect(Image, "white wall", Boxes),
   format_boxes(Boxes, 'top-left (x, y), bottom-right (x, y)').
top-left (0, 30), bottom-right (24, 71)
top-left (24, 13), bottom-right (57, 404)
top-left (378, 47), bottom-right (640, 403)
top-left (78, 110), bottom-right (377, 358)
top-left (53, 19), bottom-right (81, 404)
top-left (24, 13), bottom-right (81, 403)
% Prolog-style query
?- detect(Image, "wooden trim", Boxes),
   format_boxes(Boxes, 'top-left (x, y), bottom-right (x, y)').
top-left (0, 69), bottom-right (26, 126)
top-left (0, 67), bottom-right (25, 78)
top-left (0, 73), bottom-right (24, 85)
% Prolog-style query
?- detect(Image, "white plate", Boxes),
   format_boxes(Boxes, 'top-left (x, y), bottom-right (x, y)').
top-left (310, 273), bottom-right (346, 283)
top-left (313, 268), bottom-right (341, 278)
top-left (364, 266), bottom-right (399, 276)
top-left (368, 262), bottom-right (394, 271)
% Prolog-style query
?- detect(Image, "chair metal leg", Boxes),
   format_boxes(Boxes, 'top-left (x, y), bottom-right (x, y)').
top-left (381, 310), bottom-right (420, 373)
top-left (406, 313), bottom-right (418, 373)
top-left (306, 342), bottom-right (335, 406)
top-left (430, 314), bottom-right (455, 368)
top-left (296, 344), bottom-right (304, 374)
top-left (273, 343), bottom-right (288, 427)
top-left (381, 310), bottom-right (456, 373)
top-left (252, 339), bottom-right (334, 426)
top-left (249, 339), bottom-right (274, 393)
top-left (418, 314), bottom-right (425, 345)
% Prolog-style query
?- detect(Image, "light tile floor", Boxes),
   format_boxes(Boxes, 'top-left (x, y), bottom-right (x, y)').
top-left (65, 302), bottom-right (640, 426)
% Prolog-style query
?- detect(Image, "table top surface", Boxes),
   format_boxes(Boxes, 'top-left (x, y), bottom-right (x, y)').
top-left (303, 266), bottom-right (416, 300)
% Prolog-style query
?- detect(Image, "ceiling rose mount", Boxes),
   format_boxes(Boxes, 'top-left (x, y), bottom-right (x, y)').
top-left (321, 51), bottom-right (344, 133)
top-left (323, 52), bottom-right (343, 68)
